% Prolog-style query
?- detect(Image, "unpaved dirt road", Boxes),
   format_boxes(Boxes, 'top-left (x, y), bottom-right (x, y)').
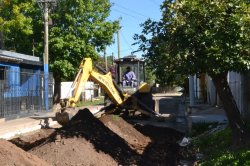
top-left (5, 108), bottom-right (196, 166)
top-left (0, 139), bottom-right (49, 166)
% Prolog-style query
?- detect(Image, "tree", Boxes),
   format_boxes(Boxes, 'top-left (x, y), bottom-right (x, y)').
top-left (134, 19), bottom-right (187, 87)
top-left (0, 0), bottom-right (119, 103)
top-left (145, 65), bottom-right (156, 85)
top-left (135, 0), bottom-right (250, 146)
top-left (0, 0), bottom-right (35, 52)
top-left (49, 0), bottom-right (119, 102)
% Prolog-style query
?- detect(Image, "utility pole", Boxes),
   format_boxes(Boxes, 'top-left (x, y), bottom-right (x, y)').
top-left (37, 0), bottom-right (56, 111)
top-left (117, 30), bottom-right (120, 59)
top-left (32, 39), bottom-right (35, 56)
top-left (112, 52), bottom-right (114, 65)
top-left (104, 49), bottom-right (107, 71)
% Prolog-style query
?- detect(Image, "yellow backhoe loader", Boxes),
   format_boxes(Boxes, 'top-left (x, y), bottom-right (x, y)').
top-left (55, 57), bottom-right (165, 126)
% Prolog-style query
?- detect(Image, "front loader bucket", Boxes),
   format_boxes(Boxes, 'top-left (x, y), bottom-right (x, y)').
top-left (55, 108), bottom-right (78, 126)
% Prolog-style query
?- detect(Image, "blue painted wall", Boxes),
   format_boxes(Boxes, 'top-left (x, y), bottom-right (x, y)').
top-left (0, 62), bottom-right (41, 98)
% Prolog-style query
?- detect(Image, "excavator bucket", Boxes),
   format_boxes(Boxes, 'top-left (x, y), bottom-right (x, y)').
top-left (56, 112), bottom-right (70, 126)
top-left (55, 109), bottom-right (78, 126)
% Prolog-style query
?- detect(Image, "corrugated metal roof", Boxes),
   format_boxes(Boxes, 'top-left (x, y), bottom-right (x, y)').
top-left (0, 50), bottom-right (42, 66)
top-left (0, 55), bottom-right (23, 63)
top-left (0, 50), bottom-right (40, 62)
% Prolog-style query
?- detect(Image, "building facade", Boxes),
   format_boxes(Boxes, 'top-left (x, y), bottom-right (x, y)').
top-left (191, 72), bottom-right (250, 119)
top-left (0, 50), bottom-right (53, 120)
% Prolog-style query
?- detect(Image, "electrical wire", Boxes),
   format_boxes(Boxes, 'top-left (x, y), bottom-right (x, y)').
top-left (115, 4), bottom-right (149, 19)
top-left (112, 8), bottom-right (145, 22)
top-left (120, 31), bottom-right (134, 53)
top-left (148, 0), bottom-right (160, 7)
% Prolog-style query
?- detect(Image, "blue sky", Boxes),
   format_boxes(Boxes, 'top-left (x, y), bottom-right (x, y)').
top-left (106, 0), bottom-right (164, 58)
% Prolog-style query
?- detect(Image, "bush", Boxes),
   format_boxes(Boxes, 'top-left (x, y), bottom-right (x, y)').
top-left (192, 124), bottom-right (250, 166)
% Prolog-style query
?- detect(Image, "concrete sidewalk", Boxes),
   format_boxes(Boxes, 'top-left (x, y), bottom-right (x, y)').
top-left (0, 112), bottom-right (58, 140)
top-left (188, 104), bottom-right (228, 123)
top-left (0, 101), bottom-right (227, 140)
top-left (0, 105), bottom-right (104, 140)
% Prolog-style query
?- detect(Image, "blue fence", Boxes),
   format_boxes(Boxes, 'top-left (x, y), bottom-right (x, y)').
top-left (0, 67), bottom-right (53, 119)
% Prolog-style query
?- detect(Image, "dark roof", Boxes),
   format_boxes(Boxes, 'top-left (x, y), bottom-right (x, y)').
top-left (115, 55), bottom-right (144, 64)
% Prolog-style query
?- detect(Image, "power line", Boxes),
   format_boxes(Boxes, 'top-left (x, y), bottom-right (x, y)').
top-left (148, 0), bottom-right (160, 7)
top-left (120, 48), bottom-right (133, 53)
top-left (120, 31), bottom-right (134, 53)
top-left (107, 47), bottom-right (133, 54)
top-left (115, 4), bottom-right (149, 19)
top-left (113, 2), bottom-right (161, 21)
top-left (112, 9), bottom-right (145, 22)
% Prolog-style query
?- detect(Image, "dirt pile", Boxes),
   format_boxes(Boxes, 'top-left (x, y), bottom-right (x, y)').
top-left (134, 125), bottom-right (190, 165)
top-left (0, 139), bottom-right (49, 166)
top-left (29, 109), bottom-right (140, 165)
top-left (11, 129), bottom-right (55, 151)
top-left (99, 115), bottom-right (150, 154)
top-left (10, 108), bottom-right (196, 165)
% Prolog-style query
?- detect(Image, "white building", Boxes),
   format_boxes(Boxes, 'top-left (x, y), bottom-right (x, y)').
top-left (61, 81), bottom-right (100, 101)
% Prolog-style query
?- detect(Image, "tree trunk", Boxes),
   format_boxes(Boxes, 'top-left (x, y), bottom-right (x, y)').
top-left (211, 73), bottom-right (249, 146)
top-left (53, 72), bottom-right (61, 104)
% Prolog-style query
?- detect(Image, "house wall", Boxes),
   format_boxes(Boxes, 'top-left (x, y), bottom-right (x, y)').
top-left (0, 63), bottom-right (41, 98)
top-left (205, 75), bottom-right (217, 105)
top-left (203, 72), bottom-right (245, 113)
top-left (61, 81), bottom-right (99, 101)
top-left (191, 71), bottom-right (250, 119)
top-left (0, 62), bottom-right (53, 119)
top-left (194, 75), bottom-right (199, 99)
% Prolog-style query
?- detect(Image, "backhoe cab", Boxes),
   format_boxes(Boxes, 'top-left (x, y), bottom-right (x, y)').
top-left (115, 55), bottom-right (149, 94)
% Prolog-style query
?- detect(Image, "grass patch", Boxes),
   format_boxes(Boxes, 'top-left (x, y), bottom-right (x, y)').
top-left (76, 96), bottom-right (104, 107)
top-left (190, 122), bottom-right (219, 137)
top-left (192, 123), bottom-right (250, 166)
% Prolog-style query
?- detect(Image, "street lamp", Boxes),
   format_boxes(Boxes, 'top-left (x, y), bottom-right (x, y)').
top-left (36, 0), bottom-right (56, 111)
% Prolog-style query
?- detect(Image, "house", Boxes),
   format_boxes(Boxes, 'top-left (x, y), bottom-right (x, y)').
top-left (0, 50), bottom-right (53, 120)
top-left (190, 72), bottom-right (250, 119)
top-left (61, 81), bottom-right (101, 101)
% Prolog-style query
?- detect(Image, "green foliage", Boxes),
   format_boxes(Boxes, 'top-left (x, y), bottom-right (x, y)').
top-left (190, 122), bottom-right (219, 137)
top-left (193, 127), bottom-right (232, 154)
top-left (135, 0), bottom-right (250, 82)
top-left (49, 0), bottom-right (119, 80)
top-left (192, 126), bottom-right (250, 166)
top-left (145, 65), bottom-right (156, 85)
top-left (95, 55), bottom-right (115, 72)
top-left (135, 1), bottom-right (250, 143)
top-left (0, 0), bottom-right (119, 81)
top-left (201, 150), bottom-right (250, 166)
top-left (134, 18), bottom-right (187, 86)
top-left (162, 0), bottom-right (250, 76)
top-left (0, 0), bottom-right (38, 53)
top-left (76, 96), bottom-right (104, 107)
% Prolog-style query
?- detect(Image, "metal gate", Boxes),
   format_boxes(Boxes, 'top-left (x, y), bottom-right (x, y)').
top-left (0, 67), bottom-right (53, 120)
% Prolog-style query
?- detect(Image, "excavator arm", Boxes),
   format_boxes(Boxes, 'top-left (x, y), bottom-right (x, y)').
top-left (56, 57), bottom-right (165, 126)
top-left (67, 58), bottom-right (124, 108)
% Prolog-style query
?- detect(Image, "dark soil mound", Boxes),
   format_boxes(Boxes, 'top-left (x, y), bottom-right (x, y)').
top-left (100, 115), bottom-right (151, 154)
top-left (134, 125), bottom-right (185, 165)
top-left (10, 108), bottom-right (196, 166)
top-left (0, 139), bottom-right (49, 166)
top-left (30, 108), bottom-right (140, 165)
top-left (11, 129), bottom-right (55, 151)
